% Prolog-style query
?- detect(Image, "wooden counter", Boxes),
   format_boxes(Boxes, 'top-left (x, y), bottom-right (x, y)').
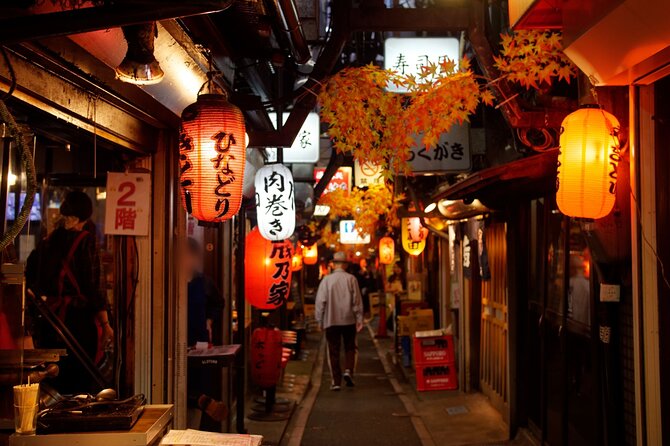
top-left (9, 404), bottom-right (173, 446)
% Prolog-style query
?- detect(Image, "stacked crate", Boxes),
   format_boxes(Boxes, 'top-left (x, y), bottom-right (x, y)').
top-left (412, 334), bottom-right (457, 391)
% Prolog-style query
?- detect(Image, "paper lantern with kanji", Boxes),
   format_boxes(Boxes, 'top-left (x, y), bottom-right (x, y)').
top-left (291, 246), bottom-right (303, 272)
top-left (245, 227), bottom-right (292, 310)
top-left (250, 327), bottom-right (283, 388)
top-left (179, 94), bottom-right (246, 222)
top-left (379, 237), bottom-right (395, 265)
top-left (556, 106), bottom-right (621, 219)
top-left (303, 243), bottom-right (318, 265)
top-left (255, 164), bottom-right (295, 240)
top-left (401, 218), bottom-right (427, 256)
top-left (407, 217), bottom-right (429, 242)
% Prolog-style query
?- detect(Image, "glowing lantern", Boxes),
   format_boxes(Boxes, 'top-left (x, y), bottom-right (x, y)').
top-left (556, 106), bottom-right (620, 219)
top-left (379, 237), bottom-right (395, 265)
top-left (255, 164), bottom-right (295, 240)
top-left (179, 94), bottom-right (246, 222)
top-left (245, 227), bottom-right (292, 310)
top-left (401, 218), bottom-right (427, 256)
top-left (291, 245), bottom-right (303, 271)
top-left (303, 243), bottom-right (318, 265)
top-left (407, 217), bottom-right (429, 242)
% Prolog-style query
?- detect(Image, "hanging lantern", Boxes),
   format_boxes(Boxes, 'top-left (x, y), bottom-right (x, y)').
top-left (250, 327), bottom-right (283, 388)
top-left (407, 217), bottom-right (429, 242)
top-left (402, 218), bottom-right (427, 256)
top-left (379, 237), bottom-right (395, 265)
top-left (556, 105), bottom-right (621, 219)
top-left (303, 243), bottom-right (318, 265)
top-left (179, 94), bottom-right (246, 222)
top-left (245, 227), bottom-right (292, 310)
top-left (255, 164), bottom-right (296, 240)
top-left (291, 245), bottom-right (303, 271)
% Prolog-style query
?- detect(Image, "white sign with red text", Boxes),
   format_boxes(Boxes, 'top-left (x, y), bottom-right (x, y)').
top-left (104, 172), bottom-right (151, 236)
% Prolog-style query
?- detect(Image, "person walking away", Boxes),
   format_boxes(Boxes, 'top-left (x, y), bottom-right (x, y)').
top-left (26, 191), bottom-right (112, 394)
top-left (315, 252), bottom-right (364, 391)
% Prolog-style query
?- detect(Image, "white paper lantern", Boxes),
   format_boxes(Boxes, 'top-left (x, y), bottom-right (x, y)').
top-left (255, 164), bottom-right (295, 240)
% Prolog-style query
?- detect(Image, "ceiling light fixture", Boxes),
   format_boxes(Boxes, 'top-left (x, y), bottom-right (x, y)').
top-left (115, 22), bottom-right (164, 85)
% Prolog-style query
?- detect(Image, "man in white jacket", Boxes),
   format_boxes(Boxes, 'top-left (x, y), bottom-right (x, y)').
top-left (315, 252), bottom-right (364, 390)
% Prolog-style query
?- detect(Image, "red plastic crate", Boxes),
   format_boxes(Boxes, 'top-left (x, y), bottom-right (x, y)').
top-left (413, 335), bottom-right (455, 366)
top-left (415, 362), bottom-right (458, 391)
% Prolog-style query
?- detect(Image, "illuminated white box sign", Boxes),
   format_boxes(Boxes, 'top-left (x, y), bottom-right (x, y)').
top-left (409, 123), bottom-right (471, 174)
top-left (266, 112), bottom-right (320, 163)
top-left (384, 37), bottom-right (460, 93)
top-left (339, 220), bottom-right (371, 245)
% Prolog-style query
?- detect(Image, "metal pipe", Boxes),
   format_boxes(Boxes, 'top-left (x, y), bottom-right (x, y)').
top-left (269, 0), bottom-right (312, 65)
top-left (235, 204), bottom-right (247, 434)
top-left (0, 0), bottom-right (234, 45)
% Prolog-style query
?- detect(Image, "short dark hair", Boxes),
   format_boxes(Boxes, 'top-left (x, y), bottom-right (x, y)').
top-left (60, 190), bottom-right (93, 221)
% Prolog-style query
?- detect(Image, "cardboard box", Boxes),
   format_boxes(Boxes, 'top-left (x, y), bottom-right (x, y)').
top-left (397, 309), bottom-right (434, 337)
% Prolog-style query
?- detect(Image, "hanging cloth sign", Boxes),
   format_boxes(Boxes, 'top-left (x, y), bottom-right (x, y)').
top-left (255, 164), bottom-right (295, 241)
top-left (104, 172), bottom-right (151, 236)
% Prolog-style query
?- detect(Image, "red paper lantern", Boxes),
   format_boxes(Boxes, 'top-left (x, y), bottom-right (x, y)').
top-left (250, 328), bottom-right (283, 388)
top-left (379, 237), bottom-right (395, 265)
top-left (302, 243), bottom-right (318, 265)
top-left (245, 227), bottom-right (292, 309)
top-left (408, 217), bottom-right (428, 242)
top-left (291, 245), bottom-right (303, 271)
top-left (179, 94), bottom-right (246, 222)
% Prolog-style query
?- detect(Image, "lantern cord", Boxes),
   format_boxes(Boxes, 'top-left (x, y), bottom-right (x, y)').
top-left (630, 187), bottom-right (670, 292)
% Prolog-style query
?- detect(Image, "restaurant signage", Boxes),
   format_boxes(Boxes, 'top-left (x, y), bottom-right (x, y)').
top-left (314, 167), bottom-right (352, 194)
top-left (255, 164), bottom-right (295, 241)
top-left (339, 220), bottom-right (371, 245)
top-left (266, 112), bottom-right (320, 163)
top-left (384, 37), bottom-right (460, 93)
top-left (104, 172), bottom-right (151, 236)
top-left (409, 123), bottom-right (471, 174)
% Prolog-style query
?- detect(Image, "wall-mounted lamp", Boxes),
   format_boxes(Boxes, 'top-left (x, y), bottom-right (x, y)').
top-left (115, 23), bottom-right (164, 85)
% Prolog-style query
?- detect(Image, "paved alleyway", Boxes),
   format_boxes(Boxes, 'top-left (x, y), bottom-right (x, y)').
top-left (299, 329), bottom-right (423, 446)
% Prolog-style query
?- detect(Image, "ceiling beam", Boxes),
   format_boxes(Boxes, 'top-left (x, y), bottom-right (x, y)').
top-left (0, 0), bottom-right (233, 45)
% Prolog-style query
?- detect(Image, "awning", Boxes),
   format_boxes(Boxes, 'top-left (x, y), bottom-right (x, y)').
top-left (431, 149), bottom-right (558, 207)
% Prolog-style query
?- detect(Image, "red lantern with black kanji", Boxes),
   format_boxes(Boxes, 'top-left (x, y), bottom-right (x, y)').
top-left (379, 236), bottom-right (395, 265)
top-left (179, 94), bottom-right (246, 222)
top-left (245, 227), bottom-right (292, 310)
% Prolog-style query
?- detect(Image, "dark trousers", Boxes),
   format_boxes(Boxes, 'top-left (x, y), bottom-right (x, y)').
top-left (325, 324), bottom-right (357, 386)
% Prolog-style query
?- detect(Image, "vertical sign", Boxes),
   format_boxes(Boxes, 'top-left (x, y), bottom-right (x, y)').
top-left (105, 172), bottom-right (151, 236)
top-left (266, 112), bottom-right (321, 163)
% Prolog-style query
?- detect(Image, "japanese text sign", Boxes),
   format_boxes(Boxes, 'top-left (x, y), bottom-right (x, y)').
top-left (255, 164), bottom-right (296, 241)
top-left (339, 220), bottom-right (371, 245)
top-left (104, 172), bottom-right (151, 236)
top-left (354, 160), bottom-right (384, 187)
top-left (266, 112), bottom-right (320, 163)
top-left (384, 37), bottom-right (460, 93)
top-left (245, 227), bottom-right (293, 310)
top-left (409, 123), bottom-right (471, 174)
top-left (314, 167), bottom-right (352, 194)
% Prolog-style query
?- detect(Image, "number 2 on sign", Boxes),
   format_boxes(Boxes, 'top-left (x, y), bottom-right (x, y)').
top-left (117, 181), bottom-right (136, 206)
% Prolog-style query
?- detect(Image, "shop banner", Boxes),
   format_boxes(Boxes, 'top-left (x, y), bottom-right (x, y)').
top-left (477, 220), bottom-right (491, 280)
top-left (314, 167), bottom-right (352, 194)
top-left (104, 172), bottom-right (151, 236)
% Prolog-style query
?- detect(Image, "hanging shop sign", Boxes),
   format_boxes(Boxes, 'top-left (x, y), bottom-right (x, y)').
top-left (477, 221), bottom-right (491, 280)
top-left (354, 159), bottom-right (384, 187)
top-left (302, 243), bottom-right (318, 265)
top-left (409, 123), bottom-right (471, 174)
top-left (245, 227), bottom-right (293, 310)
top-left (265, 112), bottom-right (320, 163)
top-left (379, 236), bottom-right (395, 265)
top-left (401, 218), bottom-right (427, 256)
top-left (179, 94), bottom-right (246, 223)
top-left (104, 172), bottom-right (151, 236)
top-left (314, 167), bottom-right (352, 194)
top-left (255, 164), bottom-right (295, 240)
top-left (556, 106), bottom-right (620, 219)
top-left (339, 220), bottom-right (371, 245)
top-left (384, 37), bottom-right (460, 93)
